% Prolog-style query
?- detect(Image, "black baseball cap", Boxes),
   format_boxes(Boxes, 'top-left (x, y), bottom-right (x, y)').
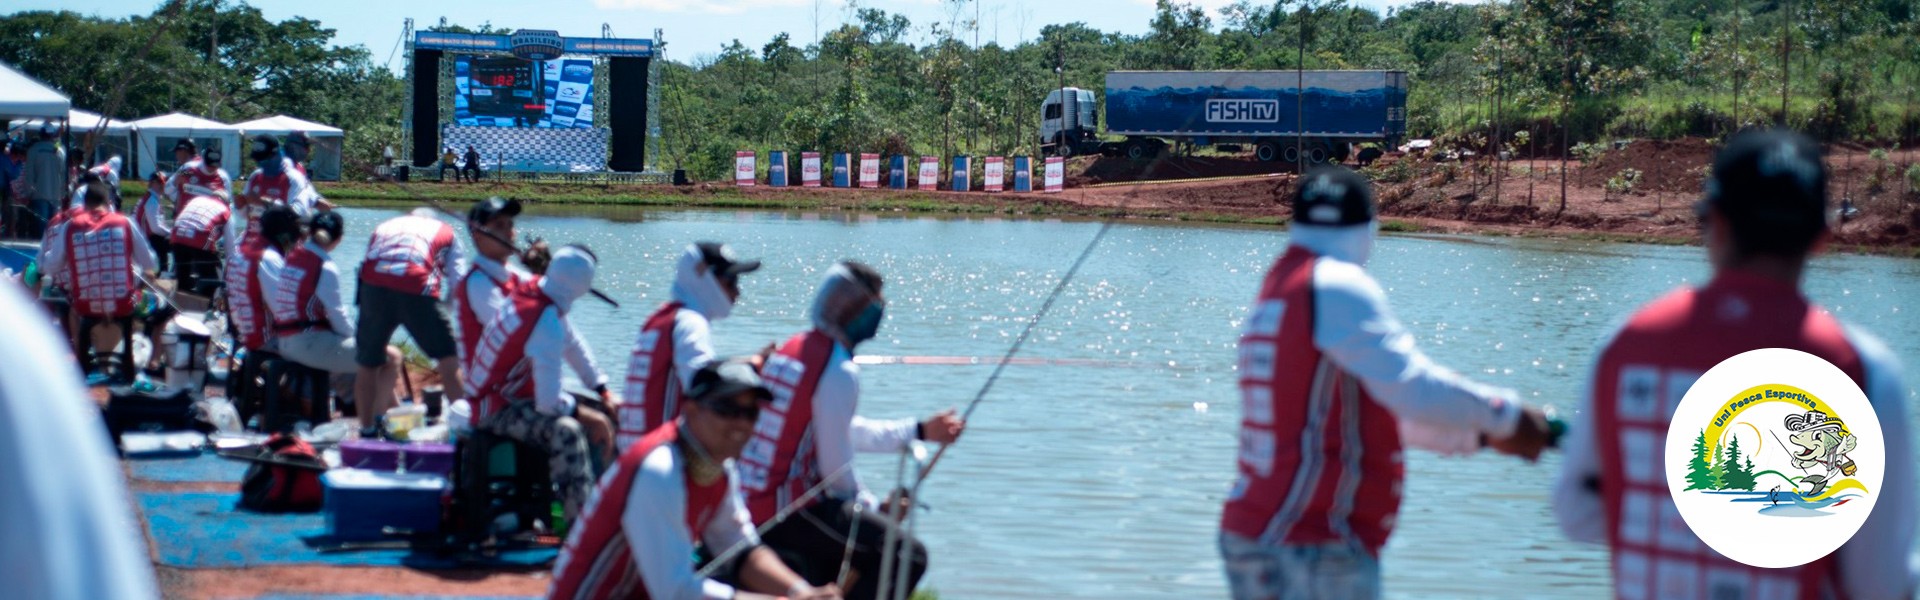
top-left (1697, 129), bottom-right (1828, 236)
top-left (695, 241), bottom-right (762, 279)
top-left (173, 139), bottom-right (197, 153)
top-left (469, 196), bottom-right (522, 226)
top-left (260, 204), bottom-right (302, 245)
top-left (688, 359), bottom-right (773, 404)
top-left (249, 134), bottom-right (279, 161)
top-left (309, 210), bottom-right (344, 241)
top-left (1291, 165), bottom-right (1376, 226)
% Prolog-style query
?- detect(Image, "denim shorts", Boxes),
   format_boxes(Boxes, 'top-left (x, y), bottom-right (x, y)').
top-left (1219, 532), bottom-right (1381, 600)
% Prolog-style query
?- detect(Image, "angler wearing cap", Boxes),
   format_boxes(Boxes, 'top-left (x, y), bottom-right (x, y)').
top-left (1220, 165), bottom-right (1553, 600)
top-left (1553, 129), bottom-right (1915, 600)
top-left (551, 359), bottom-right (841, 600)
top-left (38, 182), bottom-right (157, 371)
top-left (271, 210), bottom-right (403, 427)
top-left (464, 245), bottom-right (619, 521)
top-left (355, 207), bottom-right (469, 428)
top-left (75, 157), bottom-right (122, 210)
top-left (742, 261), bottom-right (964, 600)
top-left (164, 139), bottom-right (231, 208)
top-left (227, 204), bottom-right (302, 359)
top-left (621, 242), bottom-right (762, 441)
top-left (233, 135), bottom-right (323, 253)
top-left (451, 198), bottom-right (614, 412)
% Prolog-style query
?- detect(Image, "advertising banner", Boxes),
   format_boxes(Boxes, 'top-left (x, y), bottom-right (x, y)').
top-left (735, 151), bottom-right (755, 186)
top-left (983, 156), bottom-right (1004, 192)
top-left (917, 157), bottom-right (939, 190)
top-left (801, 152), bottom-right (821, 187)
top-left (859, 153), bottom-right (880, 188)
top-left (1044, 156), bottom-right (1064, 193)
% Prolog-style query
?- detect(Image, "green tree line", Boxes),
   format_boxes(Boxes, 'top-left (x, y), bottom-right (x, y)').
top-left (6, 0), bottom-right (1917, 182)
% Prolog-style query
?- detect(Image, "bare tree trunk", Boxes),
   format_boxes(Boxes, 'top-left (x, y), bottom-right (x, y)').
top-left (1558, 14), bottom-right (1571, 218)
top-left (1527, 121), bottom-right (1537, 208)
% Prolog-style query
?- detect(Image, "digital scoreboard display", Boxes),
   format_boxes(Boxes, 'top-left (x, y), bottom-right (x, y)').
top-left (453, 54), bottom-right (595, 128)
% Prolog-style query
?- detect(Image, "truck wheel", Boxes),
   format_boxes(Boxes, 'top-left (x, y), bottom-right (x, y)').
top-left (1126, 140), bottom-right (1155, 161)
top-left (1256, 142), bottom-right (1280, 162)
top-left (1307, 146), bottom-right (1330, 165)
top-left (1054, 142), bottom-right (1075, 158)
top-left (1282, 144), bottom-right (1302, 164)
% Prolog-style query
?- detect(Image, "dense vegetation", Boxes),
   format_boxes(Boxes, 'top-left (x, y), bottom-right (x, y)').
top-left (5, 0), bottom-right (1918, 181)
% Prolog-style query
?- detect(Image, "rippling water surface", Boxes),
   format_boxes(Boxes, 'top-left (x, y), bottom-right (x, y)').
top-left (330, 206), bottom-right (1918, 599)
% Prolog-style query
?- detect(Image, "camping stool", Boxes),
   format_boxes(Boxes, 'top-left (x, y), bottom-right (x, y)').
top-left (74, 314), bottom-right (136, 383)
top-left (451, 429), bottom-right (554, 550)
top-left (260, 355), bottom-right (331, 433)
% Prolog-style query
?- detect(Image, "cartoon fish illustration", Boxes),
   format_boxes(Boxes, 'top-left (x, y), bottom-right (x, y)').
top-left (1784, 410), bottom-right (1858, 496)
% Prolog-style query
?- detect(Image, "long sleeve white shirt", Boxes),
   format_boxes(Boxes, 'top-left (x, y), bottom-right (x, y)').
top-left (811, 342), bottom-right (921, 508)
top-left (134, 192), bottom-right (169, 238)
top-left (525, 306), bottom-right (609, 416)
top-left (279, 241), bottom-right (354, 337)
top-left (670, 309), bottom-right (718, 392)
top-left (0, 282), bottom-right (160, 599)
top-left (1309, 257), bottom-right (1522, 452)
top-left (621, 440), bottom-right (757, 600)
top-left (1553, 324), bottom-right (1917, 599)
top-left (460, 255), bottom-right (526, 329)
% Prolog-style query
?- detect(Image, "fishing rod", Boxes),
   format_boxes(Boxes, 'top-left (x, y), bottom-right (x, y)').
top-left (692, 461), bottom-right (855, 577)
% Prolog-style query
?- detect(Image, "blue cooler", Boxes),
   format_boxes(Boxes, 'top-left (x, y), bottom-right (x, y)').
top-left (321, 468), bottom-right (447, 540)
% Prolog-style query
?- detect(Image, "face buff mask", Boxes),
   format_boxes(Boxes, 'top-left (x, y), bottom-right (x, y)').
top-left (843, 301), bottom-right (885, 349)
top-left (258, 149), bottom-right (285, 176)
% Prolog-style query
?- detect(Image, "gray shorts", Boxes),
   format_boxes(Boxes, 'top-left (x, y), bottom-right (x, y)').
top-left (279, 329), bottom-right (361, 374)
top-left (1219, 533), bottom-right (1380, 600)
top-left (355, 279), bottom-right (455, 366)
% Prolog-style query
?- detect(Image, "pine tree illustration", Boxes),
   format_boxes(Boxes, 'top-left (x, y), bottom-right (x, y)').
top-left (1707, 438), bottom-right (1728, 490)
top-left (1685, 429), bottom-right (1716, 491)
top-left (1722, 437), bottom-right (1756, 490)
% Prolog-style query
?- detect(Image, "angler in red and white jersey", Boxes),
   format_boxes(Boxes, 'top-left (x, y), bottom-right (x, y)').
top-left (163, 140), bottom-right (231, 207)
top-left (167, 195), bottom-right (228, 293)
top-left (231, 135), bottom-right (323, 255)
top-left (1219, 166), bottom-right (1553, 600)
top-left (550, 359), bottom-right (839, 600)
top-left (355, 208), bottom-right (469, 434)
top-left (270, 211), bottom-right (403, 428)
top-left (741, 261), bottom-right (964, 600)
top-left (131, 171), bottom-right (172, 276)
top-left (1554, 129), bottom-right (1915, 600)
top-left (620, 242), bottom-right (762, 444)
top-left (464, 246), bottom-right (617, 521)
top-left (38, 183), bottom-right (156, 371)
top-left (453, 198), bottom-right (527, 372)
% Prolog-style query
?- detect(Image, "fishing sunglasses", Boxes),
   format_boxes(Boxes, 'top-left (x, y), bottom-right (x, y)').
top-left (700, 394), bottom-right (769, 422)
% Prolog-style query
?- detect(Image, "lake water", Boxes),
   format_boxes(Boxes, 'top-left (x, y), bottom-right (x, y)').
top-left (330, 206), bottom-right (1919, 599)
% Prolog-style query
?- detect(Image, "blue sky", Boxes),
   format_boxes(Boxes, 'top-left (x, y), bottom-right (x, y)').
top-left (9, 0), bottom-right (1474, 71)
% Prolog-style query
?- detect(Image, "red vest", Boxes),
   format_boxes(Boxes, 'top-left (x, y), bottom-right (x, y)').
top-left (549, 421), bottom-right (732, 600)
top-left (41, 207), bottom-right (85, 287)
top-left (171, 161), bottom-right (227, 212)
top-left (169, 197), bottom-right (229, 251)
top-left (618, 302), bottom-right (686, 449)
top-left (453, 264), bottom-right (522, 374)
top-left (225, 238), bottom-right (271, 350)
top-left (62, 209), bottom-right (140, 318)
top-left (360, 215), bottom-right (457, 296)
top-left (466, 285), bottom-right (555, 421)
top-left (270, 246), bottom-right (331, 335)
top-left (740, 330), bottom-right (838, 525)
top-left (135, 193), bottom-right (163, 235)
top-left (1590, 271), bottom-right (1861, 600)
top-left (1220, 246), bottom-right (1405, 554)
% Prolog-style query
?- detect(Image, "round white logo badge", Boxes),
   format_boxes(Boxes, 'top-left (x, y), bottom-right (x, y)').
top-left (1664, 348), bottom-right (1884, 568)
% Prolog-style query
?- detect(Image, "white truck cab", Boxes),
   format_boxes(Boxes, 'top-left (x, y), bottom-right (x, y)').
top-left (1039, 87), bottom-right (1099, 156)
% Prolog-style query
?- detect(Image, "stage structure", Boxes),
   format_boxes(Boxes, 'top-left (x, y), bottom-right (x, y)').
top-left (405, 26), bottom-right (654, 174)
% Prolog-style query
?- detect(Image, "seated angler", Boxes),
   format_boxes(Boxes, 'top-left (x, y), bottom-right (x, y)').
top-left (550, 360), bottom-right (840, 600)
top-left (166, 194), bottom-right (228, 294)
top-left (623, 242), bottom-right (762, 437)
top-left (744, 261), bottom-right (965, 600)
top-left (465, 246), bottom-right (619, 522)
top-left (270, 210), bottom-right (403, 426)
top-left (38, 182), bottom-right (157, 377)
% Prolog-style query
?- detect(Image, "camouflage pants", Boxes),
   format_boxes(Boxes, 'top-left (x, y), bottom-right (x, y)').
top-left (478, 400), bottom-right (592, 520)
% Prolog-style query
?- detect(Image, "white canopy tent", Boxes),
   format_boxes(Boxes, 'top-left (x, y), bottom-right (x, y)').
top-left (9, 109), bottom-right (141, 179)
top-left (0, 61), bottom-right (68, 119)
top-left (233, 115), bottom-right (344, 181)
top-left (131, 113), bottom-right (242, 180)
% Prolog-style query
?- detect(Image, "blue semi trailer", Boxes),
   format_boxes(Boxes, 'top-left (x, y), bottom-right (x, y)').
top-left (1040, 70), bottom-right (1409, 164)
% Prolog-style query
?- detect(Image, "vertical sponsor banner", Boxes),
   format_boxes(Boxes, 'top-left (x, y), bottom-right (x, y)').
top-left (888, 155), bottom-right (908, 189)
top-left (858, 153), bottom-right (880, 188)
top-left (831, 153), bottom-right (851, 188)
top-left (951, 156), bottom-right (971, 192)
top-left (768, 150), bottom-right (788, 187)
top-left (1044, 156), bottom-right (1064, 193)
top-left (801, 152), bottom-right (822, 187)
top-left (983, 156), bottom-right (1005, 192)
top-left (1013, 156), bottom-right (1033, 192)
top-left (917, 157), bottom-right (939, 190)
top-left (735, 151), bottom-right (756, 187)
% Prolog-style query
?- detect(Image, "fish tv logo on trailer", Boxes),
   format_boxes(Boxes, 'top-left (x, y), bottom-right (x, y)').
top-left (1205, 99), bottom-right (1278, 123)
top-left (1663, 348), bottom-right (1884, 568)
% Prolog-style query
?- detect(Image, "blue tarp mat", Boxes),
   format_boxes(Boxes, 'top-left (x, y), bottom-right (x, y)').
top-left (254, 596), bottom-right (537, 600)
top-left (127, 451), bottom-right (248, 483)
top-left (139, 492), bottom-right (558, 569)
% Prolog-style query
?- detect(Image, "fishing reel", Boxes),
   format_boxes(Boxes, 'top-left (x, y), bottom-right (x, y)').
top-left (520, 235), bottom-right (551, 275)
